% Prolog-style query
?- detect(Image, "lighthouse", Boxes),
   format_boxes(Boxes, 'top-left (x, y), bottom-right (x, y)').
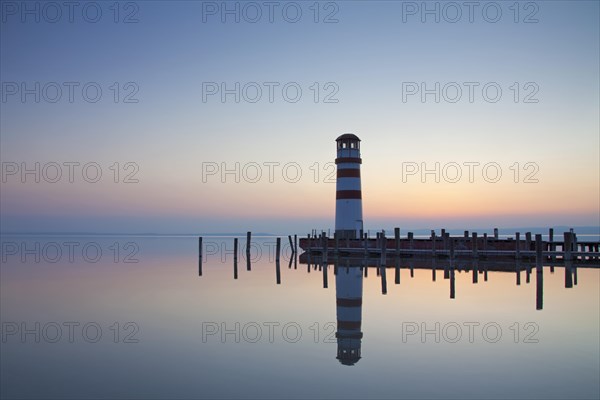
top-left (335, 134), bottom-right (363, 239)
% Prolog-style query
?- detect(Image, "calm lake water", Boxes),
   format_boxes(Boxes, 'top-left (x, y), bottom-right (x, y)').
top-left (1, 235), bottom-right (599, 399)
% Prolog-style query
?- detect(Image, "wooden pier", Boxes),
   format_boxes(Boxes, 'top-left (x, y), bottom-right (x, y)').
top-left (299, 228), bottom-right (600, 265)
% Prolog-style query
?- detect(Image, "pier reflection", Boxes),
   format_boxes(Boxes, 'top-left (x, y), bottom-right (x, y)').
top-left (334, 264), bottom-right (363, 365)
top-left (198, 237), bottom-right (597, 367)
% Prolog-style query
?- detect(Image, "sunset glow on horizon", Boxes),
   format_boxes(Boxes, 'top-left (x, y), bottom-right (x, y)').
top-left (1, 1), bottom-right (598, 234)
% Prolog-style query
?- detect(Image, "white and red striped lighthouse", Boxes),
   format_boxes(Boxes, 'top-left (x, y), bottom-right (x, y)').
top-left (335, 133), bottom-right (363, 239)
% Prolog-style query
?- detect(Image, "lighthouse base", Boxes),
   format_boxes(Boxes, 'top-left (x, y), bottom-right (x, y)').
top-left (335, 229), bottom-right (360, 240)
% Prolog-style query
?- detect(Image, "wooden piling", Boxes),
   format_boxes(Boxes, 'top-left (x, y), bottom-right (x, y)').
top-left (431, 231), bottom-right (436, 256)
top-left (380, 266), bottom-right (387, 295)
top-left (408, 232), bottom-right (414, 251)
top-left (450, 267), bottom-right (455, 299)
top-left (288, 235), bottom-right (294, 254)
top-left (380, 230), bottom-right (387, 262)
top-left (525, 232), bottom-right (531, 253)
top-left (198, 237), bottom-right (203, 276)
top-left (549, 228), bottom-right (554, 261)
top-left (515, 232), bottom-right (520, 259)
top-left (564, 232), bottom-right (572, 261)
top-left (565, 259), bottom-right (573, 288)
top-left (472, 232), bottom-right (478, 258)
top-left (234, 238), bottom-right (238, 263)
top-left (483, 233), bottom-right (487, 251)
top-left (276, 237), bottom-right (281, 263)
top-left (536, 235), bottom-right (543, 310)
top-left (535, 234), bottom-right (542, 272)
top-left (395, 227), bottom-right (400, 255)
top-left (494, 228), bottom-right (499, 240)
top-left (442, 232), bottom-right (446, 252)
top-left (233, 238), bottom-right (239, 279)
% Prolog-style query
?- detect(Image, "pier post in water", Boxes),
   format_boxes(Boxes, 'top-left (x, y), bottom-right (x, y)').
top-left (563, 232), bottom-right (572, 261)
top-left (246, 232), bottom-right (252, 271)
top-left (450, 267), bottom-right (456, 299)
top-left (536, 234), bottom-right (544, 310)
top-left (234, 238), bottom-right (238, 263)
top-left (275, 238), bottom-right (281, 284)
top-left (548, 228), bottom-right (554, 261)
top-left (472, 232), bottom-right (478, 258)
top-left (380, 230), bottom-right (387, 267)
top-left (380, 231), bottom-right (388, 295)
top-left (198, 237), bottom-right (203, 276)
top-left (233, 238), bottom-right (238, 279)
top-left (515, 232), bottom-right (520, 259)
top-left (535, 234), bottom-right (543, 271)
top-left (494, 228), bottom-right (499, 240)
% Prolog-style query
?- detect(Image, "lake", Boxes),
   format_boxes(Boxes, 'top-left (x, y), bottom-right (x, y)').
top-left (1, 235), bottom-right (599, 399)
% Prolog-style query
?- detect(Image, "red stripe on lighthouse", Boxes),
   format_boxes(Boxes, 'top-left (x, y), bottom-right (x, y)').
top-left (337, 298), bottom-right (362, 307)
top-left (337, 169), bottom-right (361, 178)
top-left (336, 190), bottom-right (362, 199)
top-left (337, 321), bottom-right (362, 330)
top-left (335, 157), bottom-right (362, 165)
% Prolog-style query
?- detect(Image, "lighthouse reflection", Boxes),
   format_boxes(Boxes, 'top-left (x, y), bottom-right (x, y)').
top-left (335, 265), bottom-right (364, 365)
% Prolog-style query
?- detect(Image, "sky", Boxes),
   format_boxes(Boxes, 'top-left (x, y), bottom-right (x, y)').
top-left (0, 0), bottom-right (599, 234)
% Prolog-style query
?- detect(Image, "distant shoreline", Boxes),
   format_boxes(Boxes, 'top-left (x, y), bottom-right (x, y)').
top-left (1, 226), bottom-right (598, 237)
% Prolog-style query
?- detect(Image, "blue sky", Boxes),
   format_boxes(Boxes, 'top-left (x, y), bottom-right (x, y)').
top-left (1, 0), bottom-right (599, 233)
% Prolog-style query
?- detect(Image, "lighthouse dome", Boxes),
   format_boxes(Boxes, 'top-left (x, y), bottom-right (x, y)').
top-left (336, 133), bottom-right (360, 142)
